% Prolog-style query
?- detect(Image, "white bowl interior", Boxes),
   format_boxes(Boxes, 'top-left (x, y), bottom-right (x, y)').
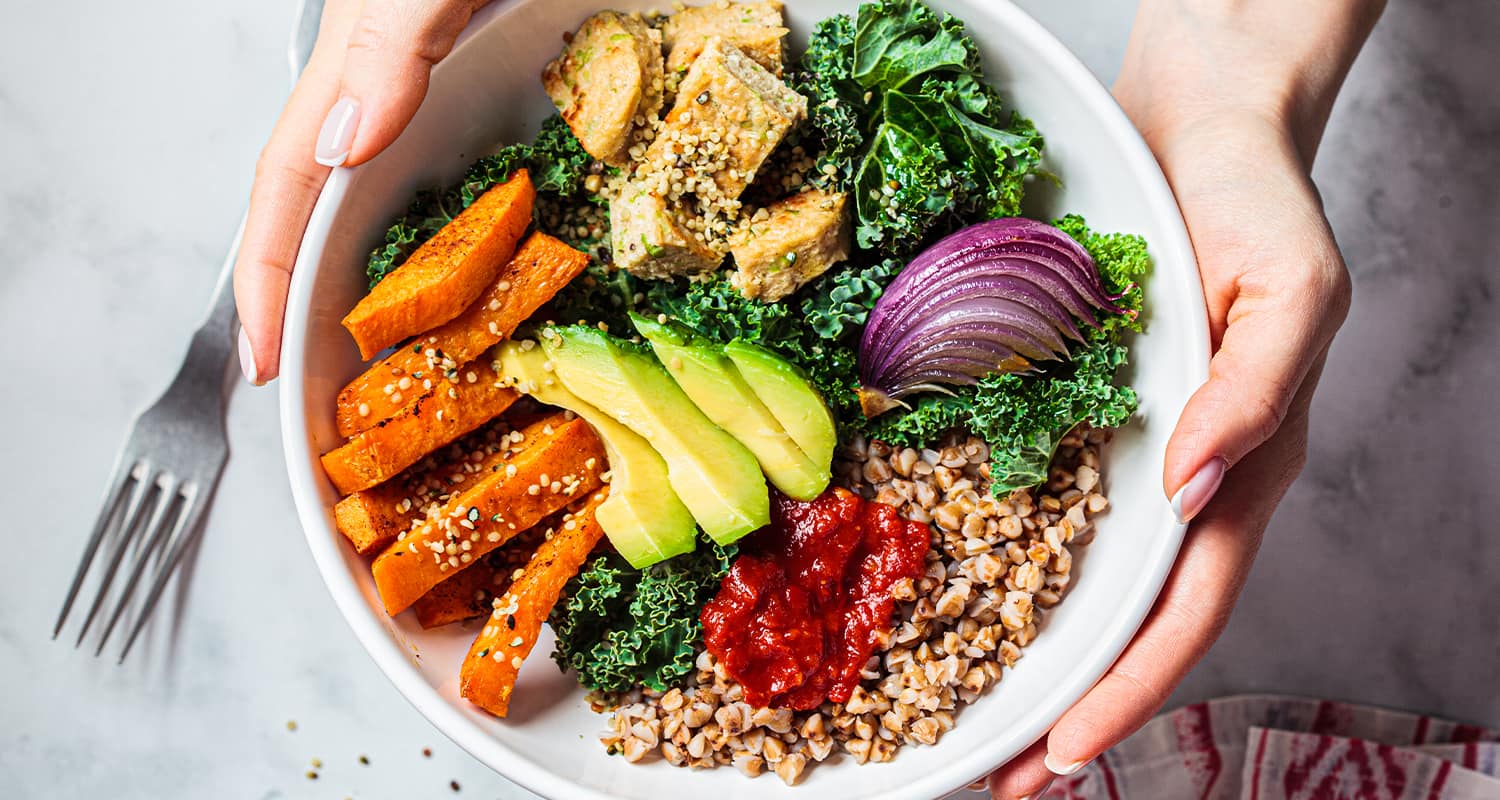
top-left (280, 1), bottom-right (1208, 798)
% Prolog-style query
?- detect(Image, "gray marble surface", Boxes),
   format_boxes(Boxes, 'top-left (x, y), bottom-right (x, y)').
top-left (2, 1), bottom-right (1495, 798)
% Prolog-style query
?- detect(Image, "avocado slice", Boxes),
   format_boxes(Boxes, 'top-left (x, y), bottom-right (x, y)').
top-left (632, 313), bottom-right (829, 501)
top-left (541, 326), bottom-right (770, 545)
top-left (494, 340), bottom-right (697, 567)
top-left (722, 340), bottom-right (837, 472)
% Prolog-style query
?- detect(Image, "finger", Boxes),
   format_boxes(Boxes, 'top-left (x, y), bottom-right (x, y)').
top-left (1041, 355), bottom-right (1326, 773)
top-left (319, 0), bottom-right (488, 167)
top-left (232, 0), bottom-right (366, 384)
top-left (1162, 238), bottom-right (1348, 518)
top-left (986, 739), bottom-right (1053, 799)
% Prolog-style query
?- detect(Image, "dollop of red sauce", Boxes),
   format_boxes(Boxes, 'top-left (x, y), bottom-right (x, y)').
top-left (700, 488), bottom-right (931, 710)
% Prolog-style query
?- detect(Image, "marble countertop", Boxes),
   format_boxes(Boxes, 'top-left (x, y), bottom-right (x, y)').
top-left (2, 1), bottom-right (1495, 797)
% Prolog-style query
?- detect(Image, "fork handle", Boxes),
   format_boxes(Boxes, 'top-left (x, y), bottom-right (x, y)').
top-left (185, 215), bottom-right (246, 392)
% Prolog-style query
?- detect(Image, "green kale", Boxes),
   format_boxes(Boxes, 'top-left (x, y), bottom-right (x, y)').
top-left (364, 114), bottom-right (595, 288)
top-left (793, 0), bottom-right (1044, 258)
top-left (800, 256), bottom-right (900, 341)
top-left (544, 261), bottom-right (639, 336)
top-left (528, 114), bottom-right (596, 198)
top-left (791, 14), bottom-right (868, 183)
top-left (549, 541), bottom-right (736, 693)
top-left (851, 0), bottom-right (977, 90)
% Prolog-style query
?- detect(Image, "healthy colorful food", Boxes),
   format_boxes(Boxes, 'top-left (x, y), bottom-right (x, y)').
top-left (316, 0), bottom-right (1150, 783)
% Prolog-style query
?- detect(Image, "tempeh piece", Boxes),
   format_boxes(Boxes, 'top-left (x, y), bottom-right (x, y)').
top-left (460, 489), bottom-right (608, 717)
top-left (335, 233), bottom-right (590, 438)
top-left (369, 415), bottom-right (605, 616)
top-left (342, 171), bottom-right (535, 359)
top-left (319, 363), bottom-right (519, 495)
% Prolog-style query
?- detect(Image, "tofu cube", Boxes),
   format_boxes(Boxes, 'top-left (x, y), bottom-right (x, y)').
top-left (543, 11), bottom-right (664, 166)
top-left (642, 37), bottom-right (807, 203)
top-left (610, 183), bottom-right (726, 279)
top-left (663, 1), bottom-right (788, 76)
top-left (730, 190), bottom-right (852, 301)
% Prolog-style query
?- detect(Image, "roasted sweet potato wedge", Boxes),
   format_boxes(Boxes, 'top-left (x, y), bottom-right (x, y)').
top-left (335, 232), bottom-right (590, 438)
top-left (319, 364), bottom-right (519, 495)
top-left (341, 171), bottom-right (536, 359)
top-left (410, 521), bottom-right (550, 629)
top-left (460, 488), bottom-right (608, 717)
top-left (369, 415), bottom-right (605, 616)
top-left (332, 424), bottom-right (525, 555)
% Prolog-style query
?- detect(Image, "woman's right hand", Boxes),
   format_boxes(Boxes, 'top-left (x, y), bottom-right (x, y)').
top-left (233, 0), bottom-right (492, 385)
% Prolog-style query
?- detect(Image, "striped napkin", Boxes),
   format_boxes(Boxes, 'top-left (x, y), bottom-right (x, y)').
top-left (1042, 695), bottom-right (1500, 799)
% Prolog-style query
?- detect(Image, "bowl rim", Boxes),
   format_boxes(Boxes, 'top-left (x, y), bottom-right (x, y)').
top-left (278, 1), bottom-right (1208, 797)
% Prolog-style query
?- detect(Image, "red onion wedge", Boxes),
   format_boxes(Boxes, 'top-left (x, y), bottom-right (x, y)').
top-left (857, 218), bottom-right (1128, 417)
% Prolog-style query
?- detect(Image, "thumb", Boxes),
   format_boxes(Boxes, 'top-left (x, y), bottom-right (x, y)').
top-left (1164, 256), bottom-right (1349, 522)
top-left (315, 0), bottom-right (488, 168)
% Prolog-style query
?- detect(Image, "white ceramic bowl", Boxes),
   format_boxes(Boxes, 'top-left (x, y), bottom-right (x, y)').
top-left (280, 1), bottom-right (1208, 797)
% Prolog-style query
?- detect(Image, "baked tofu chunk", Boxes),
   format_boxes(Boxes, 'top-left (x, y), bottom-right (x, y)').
top-left (663, 1), bottom-right (789, 76)
top-left (611, 183), bottom-right (726, 278)
top-left (642, 37), bottom-right (807, 203)
top-left (543, 11), bottom-right (664, 165)
top-left (730, 190), bottom-right (851, 301)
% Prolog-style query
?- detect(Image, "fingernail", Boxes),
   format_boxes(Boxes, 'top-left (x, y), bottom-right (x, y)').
top-left (1043, 752), bottom-right (1090, 775)
top-left (238, 327), bottom-right (262, 386)
top-left (315, 96), bottom-right (360, 167)
top-left (1171, 456), bottom-right (1227, 523)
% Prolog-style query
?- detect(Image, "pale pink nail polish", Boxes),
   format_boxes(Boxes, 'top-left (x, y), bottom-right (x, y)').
top-left (1171, 457), bottom-right (1227, 523)
top-left (1043, 752), bottom-right (1091, 775)
top-left (238, 326), bottom-right (262, 386)
top-left (315, 96), bottom-right (360, 167)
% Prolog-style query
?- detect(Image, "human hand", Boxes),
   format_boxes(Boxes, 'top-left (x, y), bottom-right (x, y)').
top-left (985, 0), bottom-right (1383, 796)
top-left (233, 0), bottom-right (492, 384)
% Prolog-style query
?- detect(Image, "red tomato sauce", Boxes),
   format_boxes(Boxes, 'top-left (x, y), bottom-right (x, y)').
top-left (700, 488), bottom-right (931, 710)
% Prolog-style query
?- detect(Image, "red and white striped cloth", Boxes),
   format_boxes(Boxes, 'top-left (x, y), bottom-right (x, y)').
top-left (1043, 695), bottom-right (1500, 799)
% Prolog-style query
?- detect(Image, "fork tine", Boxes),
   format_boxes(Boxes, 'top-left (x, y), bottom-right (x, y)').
top-left (74, 469), bottom-right (166, 647)
top-left (117, 482), bottom-right (213, 664)
top-left (54, 458), bottom-right (142, 638)
top-left (95, 477), bottom-right (184, 657)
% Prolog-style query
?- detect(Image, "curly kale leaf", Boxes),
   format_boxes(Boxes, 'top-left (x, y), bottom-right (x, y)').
top-left (852, 115), bottom-right (958, 251)
top-left (851, 0), bottom-right (977, 90)
top-left (793, 0), bottom-right (1044, 258)
top-left (800, 257), bottom-right (900, 341)
top-left (549, 542), bottom-right (736, 693)
top-left (528, 113), bottom-right (596, 199)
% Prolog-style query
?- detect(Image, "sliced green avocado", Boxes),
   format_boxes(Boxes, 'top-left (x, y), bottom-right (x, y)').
top-left (632, 313), bottom-right (828, 501)
top-left (540, 325), bottom-right (770, 545)
top-left (494, 340), bottom-right (697, 568)
top-left (722, 340), bottom-right (837, 473)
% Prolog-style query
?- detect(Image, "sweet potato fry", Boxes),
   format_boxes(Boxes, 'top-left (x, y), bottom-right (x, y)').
top-left (319, 364), bottom-right (519, 495)
top-left (460, 488), bottom-right (609, 717)
top-left (332, 423), bottom-right (526, 555)
top-left (336, 232), bottom-right (591, 438)
top-left (410, 522), bottom-right (550, 629)
top-left (341, 171), bottom-right (536, 359)
top-left (370, 415), bottom-right (606, 616)
top-left (333, 485), bottom-right (410, 556)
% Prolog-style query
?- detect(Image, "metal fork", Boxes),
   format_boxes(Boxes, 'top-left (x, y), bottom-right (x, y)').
top-left (53, 230), bottom-right (241, 663)
top-left (53, 0), bottom-right (326, 665)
